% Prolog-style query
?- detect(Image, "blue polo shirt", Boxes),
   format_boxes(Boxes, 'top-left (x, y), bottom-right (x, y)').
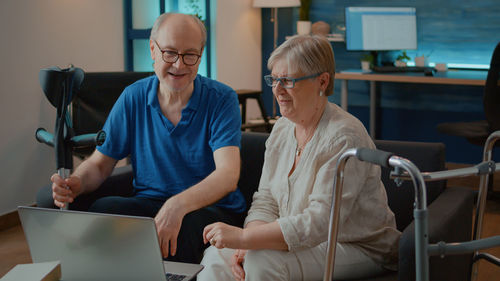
top-left (97, 75), bottom-right (245, 213)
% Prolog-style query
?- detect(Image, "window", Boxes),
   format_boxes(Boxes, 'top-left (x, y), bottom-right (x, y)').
top-left (124, 0), bottom-right (212, 77)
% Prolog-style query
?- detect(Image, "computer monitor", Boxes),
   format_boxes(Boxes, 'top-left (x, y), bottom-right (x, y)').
top-left (345, 7), bottom-right (417, 51)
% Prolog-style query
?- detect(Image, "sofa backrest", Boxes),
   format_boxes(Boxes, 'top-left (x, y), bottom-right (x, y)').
top-left (238, 132), bottom-right (447, 231)
top-left (374, 140), bottom-right (446, 231)
top-left (238, 132), bottom-right (269, 213)
top-left (72, 71), bottom-right (153, 157)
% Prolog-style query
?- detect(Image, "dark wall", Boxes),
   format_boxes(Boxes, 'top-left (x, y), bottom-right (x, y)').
top-left (259, 1), bottom-right (500, 163)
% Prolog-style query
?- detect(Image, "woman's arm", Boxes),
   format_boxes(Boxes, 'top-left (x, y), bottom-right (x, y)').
top-left (203, 220), bottom-right (287, 250)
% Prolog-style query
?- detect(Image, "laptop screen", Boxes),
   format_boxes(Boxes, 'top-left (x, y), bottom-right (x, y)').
top-left (19, 206), bottom-right (169, 281)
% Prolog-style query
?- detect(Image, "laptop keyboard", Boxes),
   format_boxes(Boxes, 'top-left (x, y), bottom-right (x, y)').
top-left (166, 273), bottom-right (187, 281)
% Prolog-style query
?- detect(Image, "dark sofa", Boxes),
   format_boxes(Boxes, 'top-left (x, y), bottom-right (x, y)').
top-left (71, 72), bottom-right (474, 280)
top-left (102, 132), bottom-right (474, 281)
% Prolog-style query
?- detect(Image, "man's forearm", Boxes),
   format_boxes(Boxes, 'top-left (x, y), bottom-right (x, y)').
top-left (172, 165), bottom-right (239, 215)
top-left (170, 146), bottom-right (241, 215)
top-left (72, 151), bottom-right (117, 195)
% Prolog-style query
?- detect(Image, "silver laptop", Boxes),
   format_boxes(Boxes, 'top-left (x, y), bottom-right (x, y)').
top-left (18, 206), bottom-right (203, 281)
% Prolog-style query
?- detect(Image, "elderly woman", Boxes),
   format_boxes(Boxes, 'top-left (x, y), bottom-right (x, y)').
top-left (197, 34), bottom-right (400, 281)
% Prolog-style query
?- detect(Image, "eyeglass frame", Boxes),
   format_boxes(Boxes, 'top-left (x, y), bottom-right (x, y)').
top-left (153, 40), bottom-right (202, 66)
top-left (264, 73), bottom-right (322, 89)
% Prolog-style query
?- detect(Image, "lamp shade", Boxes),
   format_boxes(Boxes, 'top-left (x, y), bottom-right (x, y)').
top-left (253, 0), bottom-right (300, 8)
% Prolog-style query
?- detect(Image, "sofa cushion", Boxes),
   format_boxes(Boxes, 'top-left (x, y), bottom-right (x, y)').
top-left (374, 139), bottom-right (446, 231)
top-left (238, 132), bottom-right (269, 214)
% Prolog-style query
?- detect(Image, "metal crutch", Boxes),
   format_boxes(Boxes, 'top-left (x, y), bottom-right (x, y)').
top-left (35, 66), bottom-right (106, 210)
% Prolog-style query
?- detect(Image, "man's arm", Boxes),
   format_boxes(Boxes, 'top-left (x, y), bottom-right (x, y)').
top-left (51, 150), bottom-right (118, 208)
top-left (175, 145), bottom-right (240, 212)
top-left (154, 145), bottom-right (240, 257)
top-left (73, 150), bottom-right (118, 194)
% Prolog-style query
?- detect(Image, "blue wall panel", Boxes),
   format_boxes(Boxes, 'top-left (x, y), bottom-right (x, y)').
top-left (310, 0), bottom-right (499, 67)
top-left (260, 1), bottom-right (500, 163)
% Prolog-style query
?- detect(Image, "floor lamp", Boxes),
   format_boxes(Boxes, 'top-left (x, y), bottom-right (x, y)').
top-left (253, 0), bottom-right (300, 118)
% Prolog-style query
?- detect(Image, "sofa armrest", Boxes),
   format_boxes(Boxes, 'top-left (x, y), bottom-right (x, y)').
top-left (398, 187), bottom-right (475, 281)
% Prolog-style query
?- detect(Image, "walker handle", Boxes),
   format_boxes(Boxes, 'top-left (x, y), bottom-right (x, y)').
top-left (356, 148), bottom-right (393, 168)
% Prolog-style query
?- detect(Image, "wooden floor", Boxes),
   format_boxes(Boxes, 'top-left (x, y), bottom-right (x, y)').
top-left (1, 163), bottom-right (499, 280)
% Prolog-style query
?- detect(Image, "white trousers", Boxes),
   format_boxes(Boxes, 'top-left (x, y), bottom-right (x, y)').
top-left (198, 242), bottom-right (387, 281)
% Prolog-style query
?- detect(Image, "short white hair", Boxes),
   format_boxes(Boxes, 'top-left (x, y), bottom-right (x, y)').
top-left (267, 34), bottom-right (336, 96)
top-left (150, 13), bottom-right (207, 49)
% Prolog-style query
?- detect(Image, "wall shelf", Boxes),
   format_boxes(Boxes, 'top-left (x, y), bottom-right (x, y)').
top-left (286, 34), bottom-right (344, 42)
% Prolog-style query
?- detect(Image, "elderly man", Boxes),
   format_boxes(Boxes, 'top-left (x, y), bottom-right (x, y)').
top-left (37, 13), bottom-right (246, 263)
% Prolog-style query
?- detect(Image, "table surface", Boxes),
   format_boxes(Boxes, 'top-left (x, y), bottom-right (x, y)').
top-left (336, 69), bottom-right (488, 86)
top-left (333, 69), bottom-right (488, 138)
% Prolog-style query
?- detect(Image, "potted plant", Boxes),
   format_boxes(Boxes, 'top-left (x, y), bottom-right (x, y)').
top-left (360, 53), bottom-right (374, 70)
top-left (395, 50), bottom-right (410, 67)
top-left (187, 0), bottom-right (203, 21)
top-left (297, 0), bottom-right (312, 35)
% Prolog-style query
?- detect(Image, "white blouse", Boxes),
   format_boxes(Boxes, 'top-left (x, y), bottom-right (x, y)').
top-left (244, 102), bottom-right (401, 267)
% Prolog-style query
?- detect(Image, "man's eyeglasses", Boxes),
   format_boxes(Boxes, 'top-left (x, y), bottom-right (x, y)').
top-left (154, 40), bottom-right (201, 66)
top-left (264, 73), bottom-right (321, 89)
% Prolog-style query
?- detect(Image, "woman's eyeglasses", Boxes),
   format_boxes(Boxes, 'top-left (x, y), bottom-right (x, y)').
top-left (264, 73), bottom-right (321, 89)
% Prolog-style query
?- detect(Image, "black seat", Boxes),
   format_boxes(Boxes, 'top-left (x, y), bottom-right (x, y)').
top-left (436, 42), bottom-right (500, 201)
top-left (235, 89), bottom-right (272, 132)
top-left (436, 42), bottom-right (500, 146)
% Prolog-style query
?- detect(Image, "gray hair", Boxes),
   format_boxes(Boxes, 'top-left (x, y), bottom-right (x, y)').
top-left (150, 13), bottom-right (207, 49)
top-left (267, 34), bottom-right (336, 96)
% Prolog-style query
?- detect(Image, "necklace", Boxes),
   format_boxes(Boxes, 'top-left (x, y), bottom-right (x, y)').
top-left (295, 127), bottom-right (316, 157)
top-left (295, 147), bottom-right (302, 157)
top-left (294, 103), bottom-right (325, 158)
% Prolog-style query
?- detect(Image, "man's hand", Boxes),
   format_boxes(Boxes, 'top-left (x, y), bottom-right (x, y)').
top-left (203, 222), bottom-right (245, 249)
top-left (230, 249), bottom-right (247, 281)
top-left (154, 198), bottom-right (187, 258)
top-left (51, 174), bottom-right (82, 208)
top-left (49, 150), bottom-right (118, 209)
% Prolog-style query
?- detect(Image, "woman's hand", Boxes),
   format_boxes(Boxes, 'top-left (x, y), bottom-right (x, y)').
top-left (203, 222), bottom-right (245, 249)
top-left (230, 249), bottom-right (247, 281)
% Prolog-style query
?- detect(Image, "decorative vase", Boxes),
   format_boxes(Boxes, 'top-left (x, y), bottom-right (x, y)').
top-left (297, 21), bottom-right (312, 35)
top-left (395, 60), bottom-right (407, 67)
top-left (415, 56), bottom-right (428, 67)
top-left (311, 21), bottom-right (330, 36)
top-left (361, 61), bottom-right (371, 71)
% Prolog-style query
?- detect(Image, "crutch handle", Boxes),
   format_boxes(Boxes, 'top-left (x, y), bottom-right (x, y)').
top-left (71, 130), bottom-right (106, 147)
top-left (58, 168), bottom-right (71, 210)
top-left (35, 128), bottom-right (54, 147)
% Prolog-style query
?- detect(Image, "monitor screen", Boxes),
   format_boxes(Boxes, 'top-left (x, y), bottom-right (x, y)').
top-left (345, 7), bottom-right (417, 51)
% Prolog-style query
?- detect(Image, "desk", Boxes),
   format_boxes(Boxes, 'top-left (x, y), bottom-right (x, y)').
top-left (335, 70), bottom-right (488, 137)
